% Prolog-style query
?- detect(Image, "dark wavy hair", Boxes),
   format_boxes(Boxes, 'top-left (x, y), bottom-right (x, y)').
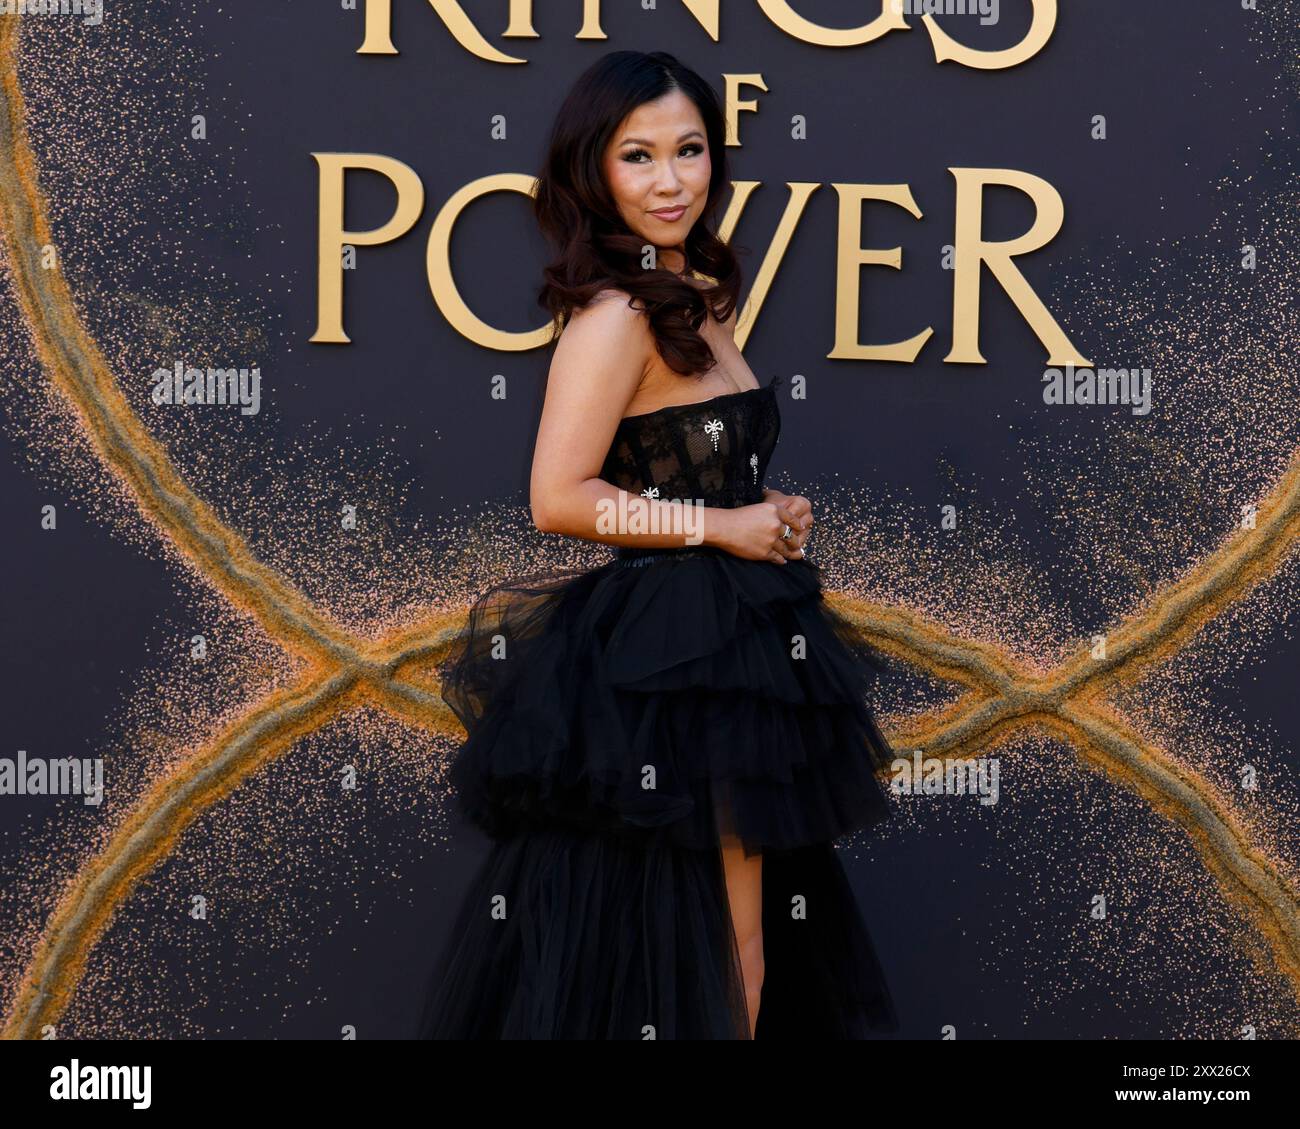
top-left (533, 50), bottom-right (744, 378)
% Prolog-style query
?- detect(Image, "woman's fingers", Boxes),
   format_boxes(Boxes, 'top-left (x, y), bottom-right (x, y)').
top-left (769, 504), bottom-right (803, 558)
top-left (755, 500), bottom-right (812, 562)
top-left (796, 500), bottom-right (813, 547)
top-left (773, 504), bottom-right (801, 534)
top-left (782, 495), bottom-right (814, 535)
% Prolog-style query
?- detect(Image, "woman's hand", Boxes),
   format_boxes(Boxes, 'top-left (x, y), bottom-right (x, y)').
top-left (762, 489), bottom-right (814, 552)
top-left (709, 497), bottom-right (810, 564)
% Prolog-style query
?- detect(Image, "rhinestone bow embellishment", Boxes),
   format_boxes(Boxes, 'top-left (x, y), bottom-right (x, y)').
top-left (703, 418), bottom-right (724, 451)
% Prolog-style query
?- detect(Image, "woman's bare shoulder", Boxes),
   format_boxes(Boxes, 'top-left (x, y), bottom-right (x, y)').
top-left (590, 285), bottom-right (634, 304)
top-left (561, 288), bottom-right (649, 344)
top-left (551, 288), bottom-right (652, 390)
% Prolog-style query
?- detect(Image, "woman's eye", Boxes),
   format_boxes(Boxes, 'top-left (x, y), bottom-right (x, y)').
top-left (623, 143), bottom-right (704, 163)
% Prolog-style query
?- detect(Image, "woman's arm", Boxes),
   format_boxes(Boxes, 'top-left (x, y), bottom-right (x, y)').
top-left (529, 295), bottom-right (804, 562)
top-left (528, 292), bottom-right (692, 548)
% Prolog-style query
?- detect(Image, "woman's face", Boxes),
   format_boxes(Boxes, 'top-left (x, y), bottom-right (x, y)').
top-left (602, 89), bottom-right (712, 271)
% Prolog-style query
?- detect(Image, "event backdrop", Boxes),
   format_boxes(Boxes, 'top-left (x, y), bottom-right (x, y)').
top-left (1, 0), bottom-right (1297, 1039)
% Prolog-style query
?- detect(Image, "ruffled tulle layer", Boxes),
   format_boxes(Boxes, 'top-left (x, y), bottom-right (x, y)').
top-left (416, 825), bottom-right (898, 1039)
top-left (423, 547), bottom-right (900, 1039)
top-left (439, 548), bottom-right (896, 859)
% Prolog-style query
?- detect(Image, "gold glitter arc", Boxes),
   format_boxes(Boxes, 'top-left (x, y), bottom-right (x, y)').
top-left (0, 15), bottom-right (1296, 1038)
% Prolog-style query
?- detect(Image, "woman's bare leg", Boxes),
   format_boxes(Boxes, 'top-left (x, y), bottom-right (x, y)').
top-left (720, 834), bottom-right (764, 1037)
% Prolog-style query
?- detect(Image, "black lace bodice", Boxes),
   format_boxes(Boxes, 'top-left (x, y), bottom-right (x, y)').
top-left (600, 373), bottom-right (782, 511)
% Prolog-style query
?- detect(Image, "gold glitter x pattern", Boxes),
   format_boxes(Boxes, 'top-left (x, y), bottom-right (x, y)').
top-left (0, 17), bottom-right (1296, 1038)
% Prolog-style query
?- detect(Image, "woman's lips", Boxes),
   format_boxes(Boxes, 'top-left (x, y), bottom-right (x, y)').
top-left (649, 205), bottom-right (687, 221)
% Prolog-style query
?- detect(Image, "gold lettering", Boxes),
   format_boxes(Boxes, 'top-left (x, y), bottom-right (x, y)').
top-left (506, 0), bottom-right (720, 42)
top-left (757, 0), bottom-right (908, 47)
top-left (715, 181), bottom-right (819, 352)
top-left (426, 173), bottom-right (553, 350)
top-left (358, 0), bottom-right (525, 62)
top-left (311, 153), bottom-right (424, 344)
top-left (723, 74), bottom-right (768, 146)
top-left (922, 0), bottom-right (1056, 70)
top-left (946, 167), bottom-right (1091, 366)
top-left (829, 184), bottom-right (933, 363)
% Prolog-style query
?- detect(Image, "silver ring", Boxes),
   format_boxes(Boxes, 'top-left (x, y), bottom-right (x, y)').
top-left (780, 523), bottom-right (793, 541)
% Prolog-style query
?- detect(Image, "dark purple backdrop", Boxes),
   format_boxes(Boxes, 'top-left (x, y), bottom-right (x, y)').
top-left (2, 0), bottom-right (1296, 1039)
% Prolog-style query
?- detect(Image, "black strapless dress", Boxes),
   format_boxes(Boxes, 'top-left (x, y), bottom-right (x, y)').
top-left (417, 373), bottom-right (899, 1039)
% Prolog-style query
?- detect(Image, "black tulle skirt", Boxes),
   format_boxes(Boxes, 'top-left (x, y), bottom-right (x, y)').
top-left (417, 545), bottom-right (899, 1039)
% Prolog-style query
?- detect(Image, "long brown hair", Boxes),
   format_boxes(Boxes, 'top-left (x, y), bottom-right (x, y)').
top-left (532, 50), bottom-right (743, 378)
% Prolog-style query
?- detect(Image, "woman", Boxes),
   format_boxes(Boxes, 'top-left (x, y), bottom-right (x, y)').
top-left (418, 50), bottom-right (899, 1039)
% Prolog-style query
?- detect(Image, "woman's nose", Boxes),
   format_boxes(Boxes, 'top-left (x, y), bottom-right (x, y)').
top-left (654, 163), bottom-right (683, 192)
